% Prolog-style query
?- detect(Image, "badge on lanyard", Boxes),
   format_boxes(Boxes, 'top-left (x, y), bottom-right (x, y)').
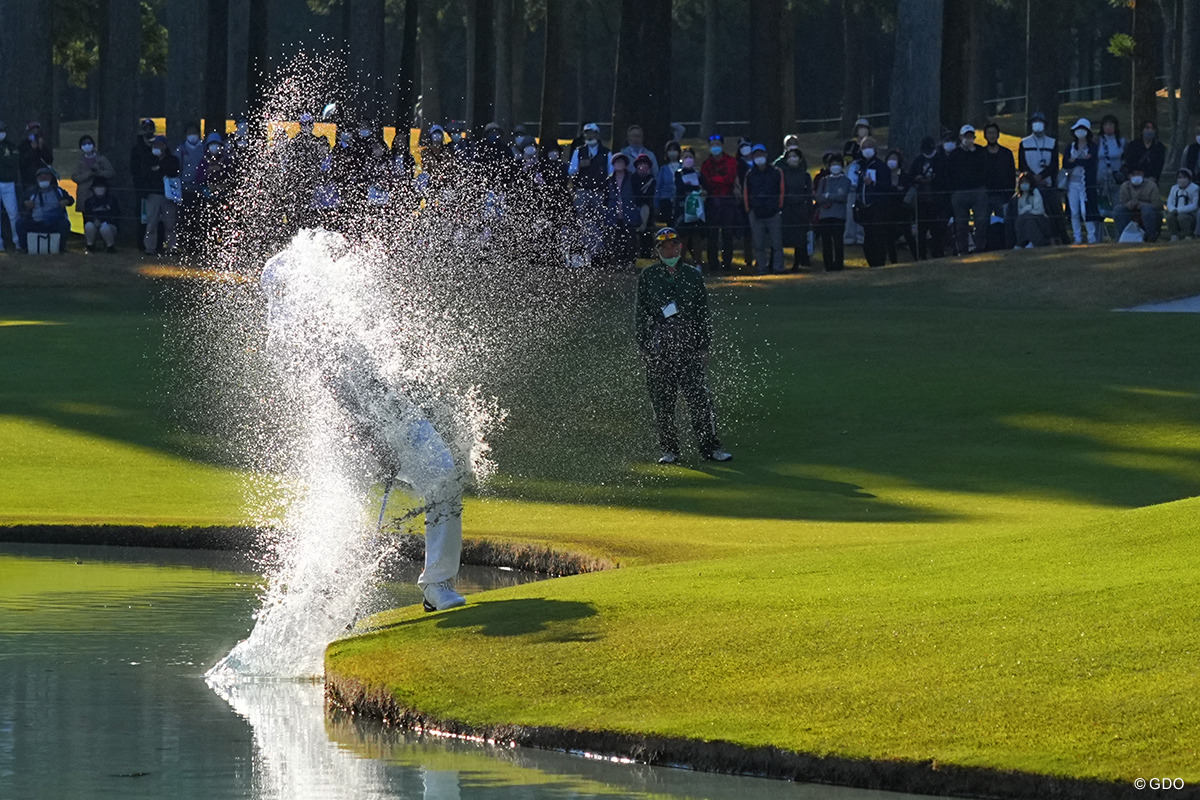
top-left (661, 301), bottom-right (678, 318)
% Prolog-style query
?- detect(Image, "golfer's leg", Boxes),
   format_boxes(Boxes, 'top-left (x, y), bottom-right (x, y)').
top-left (398, 418), bottom-right (464, 589)
top-left (646, 360), bottom-right (681, 454)
top-left (681, 360), bottom-right (721, 454)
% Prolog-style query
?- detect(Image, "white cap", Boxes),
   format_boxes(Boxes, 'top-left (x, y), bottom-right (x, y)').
top-left (583, 122), bottom-right (600, 133)
top-left (1071, 118), bottom-right (1091, 131)
top-left (959, 124), bottom-right (976, 136)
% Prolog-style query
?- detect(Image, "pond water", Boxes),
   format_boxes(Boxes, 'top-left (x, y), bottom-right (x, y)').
top-left (0, 543), bottom-right (943, 799)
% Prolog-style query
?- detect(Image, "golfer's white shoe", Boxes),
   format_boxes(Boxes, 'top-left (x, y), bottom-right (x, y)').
top-left (658, 452), bottom-right (679, 465)
top-left (705, 449), bottom-right (733, 462)
top-left (422, 581), bottom-right (466, 612)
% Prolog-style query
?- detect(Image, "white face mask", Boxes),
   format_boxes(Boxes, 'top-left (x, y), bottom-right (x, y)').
top-left (359, 129), bottom-right (371, 138)
top-left (94, 187), bottom-right (107, 197)
top-left (187, 134), bottom-right (200, 145)
top-left (37, 180), bottom-right (51, 189)
top-left (861, 148), bottom-right (875, 159)
top-left (1131, 175), bottom-right (1144, 186)
top-left (943, 142), bottom-right (956, 153)
top-left (1075, 129), bottom-right (1088, 139)
top-left (886, 159), bottom-right (899, 170)
top-left (739, 146), bottom-right (751, 157)
top-left (1019, 183), bottom-right (1031, 193)
top-left (81, 143), bottom-right (95, 154)
top-left (208, 144), bottom-right (221, 153)
top-left (753, 156), bottom-right (767, 166)
top-left (682, 157), bottom-right (695, 168)
top-left (1031, 122), bottom-right (1045, 133)
top-left (710, 145), bottom-right (723, 156)
top-left (829, 163), bottom-right (843, 175)
top-left (151, 148), bottom-right (162, 157)
top-left (787, 156), bottom-right (801, 167)
top-left (547, 151), bottom-right (559, 161)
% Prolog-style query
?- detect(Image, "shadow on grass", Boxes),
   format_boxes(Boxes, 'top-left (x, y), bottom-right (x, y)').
top-left (372, 598), bottom-right (599, 640)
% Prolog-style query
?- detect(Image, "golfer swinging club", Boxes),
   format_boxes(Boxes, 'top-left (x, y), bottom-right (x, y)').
top-left (260, 231), bottom-right (467, 612)
top-left (635, 227), bottom-right (733, 465)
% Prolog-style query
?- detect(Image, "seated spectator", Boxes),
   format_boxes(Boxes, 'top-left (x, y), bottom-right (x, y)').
top-left (16, 166), bottom-right (73, 252)
top-left (1113, 169), bottom-right (1162, 243)
top-left (1165, 168), bottom-right (1198, 241)
top-left (71, 135), bottom-right (116, 208)
top-left (1011, 171), bottom-right (1050, 248)
top-left (82, 176), bottom-right (121, 253)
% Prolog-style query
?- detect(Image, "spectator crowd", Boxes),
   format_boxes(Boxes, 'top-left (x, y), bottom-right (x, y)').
top-left (0, 108), bottom-right (1190, 267)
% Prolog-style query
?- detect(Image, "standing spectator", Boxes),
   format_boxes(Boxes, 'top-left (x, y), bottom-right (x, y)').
top-left (16, 166), bottom-right (72, 252)
top-left (1096, 115), bottom-right (1127, 212)
top-left (841, 119), bottom-right (871, 247)
top-left (196, 132), bottom-right (232, 203)
top-left (673, 147), bottom-right (706, 264)
top-left (1123, 121), bottom-right (1167, 184)
top-left (1018, 111), bottom-right (1065, 244)
top-left (635, 227), bottom-right (732, 465)
top-left (948, 124), bottom-right (988, 254)
top-left (909, 136), bottom-right (948, 260)
top-left (778, 146), bottom-right (813, 270)
top-left (620, 124), bottom-right (659, 174)
top-left (1165, 169), bottom-right (1198, 241)
top-left (139, 136), bottom-right (181, 255)
top-left (175, 123), bottom-right (206, 198)
top-left (130, 118), bottom-right (157, 248)
top-left (733, 139), bottom-right (755, 268)
top-left (982, 123), bottom-right (1016, 219)
top-left (82, 176), bottom-right (121, 253)
top-left (1061, 119), bottom-right (1100, 245)
top-left (815, 151), bottom-right (851, 271)
top-left (856, 136), bottom-right (893, 267)
top-left (656, 140), bottom-right (682, 222)
top-left (632, 154), bottom-right (657, 257)
top-left (603, 152), bottom-right (639, 269)
top-left (1011, 172), bottom-right (1051, 248)
top-left (71, 135), bottom-right (116, 208)
top-left (743, 143), bottom-right (785, 274)
top-left (18, 122), bottom-right (54, 188)
top-left (884, 148), bottom-right (916, 263)
top-left (1180, 124), bottom-right (1200, 176)
top-left (568, 122), bottom-right (610, 189)
top-left (0, 121), bottom-right (21, 251)
top-left (700, 134), bottom-right (738, 271)
top-left (1113, 169), bottom-right (1162, 242)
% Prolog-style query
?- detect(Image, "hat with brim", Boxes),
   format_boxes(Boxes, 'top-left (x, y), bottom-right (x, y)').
top-left (1071, 118), bottom-right (1092, 131)
top-left (583, 122), bottom-right (600, 133)
top-left (959, 124), bottom-right (976, 136)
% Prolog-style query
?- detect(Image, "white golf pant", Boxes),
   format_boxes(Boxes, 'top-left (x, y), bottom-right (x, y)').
top-left (388, 417), bottom-right (463, 588)
top-left (1067, 181), bottom-right (1097, 244)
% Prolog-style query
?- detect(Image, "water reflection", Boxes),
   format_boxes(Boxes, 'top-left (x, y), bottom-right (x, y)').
top-left (1, 544), bottom-right (946, 800)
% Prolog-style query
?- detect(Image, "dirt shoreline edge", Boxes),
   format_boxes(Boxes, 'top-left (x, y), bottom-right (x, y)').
top-left (324, 673), bottom-right (1176, 800)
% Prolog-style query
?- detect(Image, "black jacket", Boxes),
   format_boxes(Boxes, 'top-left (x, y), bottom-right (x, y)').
top-left (1123, 138), bottom-right (1167, 184)
top-left (136, 152), bottom-right (181, 195)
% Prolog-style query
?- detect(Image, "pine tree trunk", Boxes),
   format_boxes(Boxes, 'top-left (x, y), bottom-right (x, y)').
top-left (750, 0), bottom-right (784, 148)
top-left (940, 0), bottom-right (968, 129)
top-left (780, 5), bottom-right (796, 139)
top-left (1, 0), bottom-right (55, 137)
top-left (167, 0), bottom-right (206, 141)
top-left (394, 0), bottom-right (419, 135)
top-left (891, 0), bottom-right (943, 164)
top-left (511, 5), bottom-right (527, 126)
top-left (99, 0), bottom-right (143, 243)
top-left (349, 0), bottom-right (386, 123)
top-left (1170, 0), bottom-right (1196, 163)
top-left (839, 0), bottom-right (865, 136)
top-left (205, 0), bottom-right (230, 137)
top-left (1026, 0), bottom-right (1064, 138)
top-left (1131, 0), bottom-right (1159, 132)
top-left (467, 0), bottom-right (495, 131)
top-left (246, 0), bottom-right (270, 126)
top-left (493, 0), bottom-right (513, 131)
top-left (418, 0), bottom-right (442, 126)
top-left (699, 0), bottom-right (718, 139)
top-left (611, 0), bottom-right (671, 154)
top-left (538, 0), bottom-right (564, 144)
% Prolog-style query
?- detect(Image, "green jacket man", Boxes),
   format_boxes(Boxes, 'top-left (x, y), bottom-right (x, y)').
top-left (635, 227), bottom-right (732, 465)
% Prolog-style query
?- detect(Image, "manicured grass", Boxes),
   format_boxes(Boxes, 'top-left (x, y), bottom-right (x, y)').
top-left (3, 243), bottom-right (1200, 785)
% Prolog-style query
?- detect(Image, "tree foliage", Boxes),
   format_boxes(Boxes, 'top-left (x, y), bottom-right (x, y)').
top-left (52, 0), bottom-right (166, 88)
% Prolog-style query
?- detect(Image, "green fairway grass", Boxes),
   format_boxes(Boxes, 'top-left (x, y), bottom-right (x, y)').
top-left (3, 244), bottom-right (1199, 787)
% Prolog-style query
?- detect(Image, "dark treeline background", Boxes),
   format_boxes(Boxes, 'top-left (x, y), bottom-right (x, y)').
top-left (1, 0), bottom-right (1196, 177)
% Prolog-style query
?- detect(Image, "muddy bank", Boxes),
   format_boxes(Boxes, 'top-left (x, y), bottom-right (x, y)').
top-left (324, 674), bottom-right (1187, 800)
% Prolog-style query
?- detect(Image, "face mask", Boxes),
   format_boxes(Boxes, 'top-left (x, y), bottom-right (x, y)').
top-left (29, 134), bottom-right (37, 142)
top-left (94, 188), bottom-right (107, 197)
top-left (359, 129), bottom-right (371, 138)
top-left (787, 157), bottom-right (801, 167)
top-left (1143, 129), bottom-right (1155, 139)
top-left (432, 134), bottom-right (444, 144)
top-left (1131, 175), bottom-right (1144, 186)
top-left (861, 148), bottom-right (875, 159)
top-left (943, 142), bottom-right (956, 153)
top-left (661, 255), bottom-right (681, 267)
top-left (710, 145), bottom-right (723, 156)
top-left (585, 135), bottom-right (597, 144)
top-left (1031, 122), bottom-right (1045, 133)
top-left (682, 157), bottom-right (695, 168)
top-left (81, 143), bottom-right (95, 154)
top-left (829, 163), bottom-right (843, 175)
top-left (613, 162), bottom-right (626, 172)
top-left (667, 150), bottom-right (679, 161)
top-left (187, 134), bottom-right (200, 145)
top-left (739, 146), bottom-right (751, 157)
top-left (754, 156), bottom-right (767, 166)
top-left (886, 159), bottom-right (899, 170)
top-left (152, 148), bottom-right (162, 157)
top-left (1019, 183), bottom-right (1031, 193)
top-left (548, 151), bottom-right (559, 161)
top-left (1075, 129), bottom-right (1087, 139)
top-left (208, 144), bottom-right (221, 153)
top-left (37, 180), bottom-right (50, 189)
